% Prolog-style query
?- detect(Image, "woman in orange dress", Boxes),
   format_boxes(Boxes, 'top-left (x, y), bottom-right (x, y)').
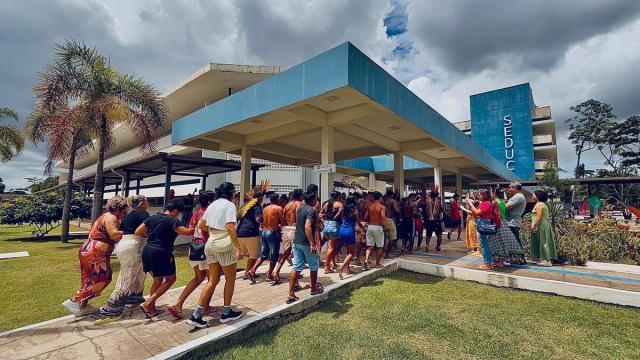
top-left (461, 195), bottom-right (481, 256)
top-left (62, 196), bottom-right (128, 317)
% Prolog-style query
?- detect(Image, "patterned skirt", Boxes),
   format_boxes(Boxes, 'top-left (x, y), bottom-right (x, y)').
top-left (488, 223), bottom-right (524, 260)
top-left (73, 239), bottom-right (114, 303)
top-left (465, 215), bottom-right (479, 249)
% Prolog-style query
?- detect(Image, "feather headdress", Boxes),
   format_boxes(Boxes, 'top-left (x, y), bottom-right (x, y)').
top-left (237, 180), bottom-right (271, 218)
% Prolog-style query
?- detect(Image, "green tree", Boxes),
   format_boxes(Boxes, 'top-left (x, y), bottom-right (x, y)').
top-left (25, 176), bottom-right (60, 193)
top-left (32, 40), bottom-right (167, 223)
top-left (537, 160), bottom-right (573, 203)
top-left (611, 115), bottom-right (640, 169)
top-left (565, 100), bottom-right (615, 178)
top-left (0, 107), bottom-right (25, 162)
top-left (0, 177), bottom-right (5, 193)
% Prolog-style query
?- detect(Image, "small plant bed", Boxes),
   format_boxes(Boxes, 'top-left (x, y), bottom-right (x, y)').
top-left (204, 271), bottom-right (640, 360)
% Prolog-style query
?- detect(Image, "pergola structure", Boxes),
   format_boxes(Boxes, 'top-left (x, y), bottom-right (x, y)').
top-left (171, 42), bottom-right (519, 201)
top-left (75, 152), bottom-right (264, 206)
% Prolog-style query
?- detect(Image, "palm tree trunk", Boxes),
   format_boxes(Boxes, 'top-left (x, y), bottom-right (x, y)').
top-left (60, 133), bottom-right (78, 242)
top-left (90, 116), bottom-right (108, 222)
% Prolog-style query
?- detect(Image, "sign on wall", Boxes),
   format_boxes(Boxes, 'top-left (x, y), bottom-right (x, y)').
top-left (503, 115), bottom-right (515, 170)
top-left (314, 164), bottom-right (336, 174)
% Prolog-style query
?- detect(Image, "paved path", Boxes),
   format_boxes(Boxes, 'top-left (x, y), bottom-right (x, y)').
top-left (399, 238), bottom-right (640, 293)
top-left (0, 260), bottom-right (382, 360)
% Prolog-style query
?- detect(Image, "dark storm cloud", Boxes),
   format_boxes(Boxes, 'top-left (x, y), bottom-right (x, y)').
top-left (408, 0), bottom-right (640, 74)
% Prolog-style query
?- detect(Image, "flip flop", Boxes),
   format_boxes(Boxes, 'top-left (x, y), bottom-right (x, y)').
top-left (167, 306), bottom-right (183, 320)
top-left (93, 314), bottom-right (123, 325)
top-left (202, 307), bottom-right (216, 316)
top-left (247, 272), bottom-right (257, 284)
top-left (285, 296), bottom-right (299, 304)
top-left (270, 279), bottom-right (282, 286)
top-left (141, 307), bottom-right (164, 319)
top-left (292, 284), bottom-right (303, 292)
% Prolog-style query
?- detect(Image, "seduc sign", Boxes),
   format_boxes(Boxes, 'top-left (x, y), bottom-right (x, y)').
top-left (503, 115), bottom-right (515, 170)
top-left (314, 164), bottom-right (336, 174)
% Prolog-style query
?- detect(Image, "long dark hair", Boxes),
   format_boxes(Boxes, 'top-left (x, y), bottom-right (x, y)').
top-left (216, 182), bottom-right (235, 200)
top-left (325, 191), bottom-right (340, 219)
top-left (344, 194), bottom-right (357, 217)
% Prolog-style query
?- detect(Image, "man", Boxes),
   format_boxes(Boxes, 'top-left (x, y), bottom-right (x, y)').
top-left (447, 194), bottom-right (463, 241)
top-left (287, 191), bottom-right (323, 303)
top-left (424, 188), bottom-right (445, 252)
top-left (383, 190), bottom-right (400, 258)
top-left (355, 192), bottom-right (373, 264)
top-left (505, 181), bottom-right (527, 264)
top-left (273, 188), bottom-right (303, 283)
top-left (247, 193), bottom-right (285, 284)
top-left (365, 191), bottom-right (386, 269)
top-left (399, 193), bottom-right (417, 253)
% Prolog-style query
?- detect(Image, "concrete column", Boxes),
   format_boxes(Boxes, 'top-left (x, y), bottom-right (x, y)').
top-left (201, 175), bottom-right (207, 191)
top-left (368, 172), bottom-right (376, 191)
top-left (124, 171), bottom-right (131, 197)
top-left (240, 145), bottom-right (252, 199)
top-left (455, 174), bottom-right (463, 196)
top-left (320, 126), bottom-right (334, 203)
top-left (433, 166), bottom-right (443, 194)
top-left (393, 152), bottom-right (404, 195)
top-left (135, 179), bottom-right (141, 195)
top-left (163, 160), bottom-right (172, 207)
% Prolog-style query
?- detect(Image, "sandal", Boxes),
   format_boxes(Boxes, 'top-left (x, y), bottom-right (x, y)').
top-left (167, 306), bottom-right (183, 320)
top-left (202, 307), bottom-right (216, 316)
top-left (310, 287), bottom-right (324, 296)
top-left (285, 296), bottom-right (299, 304)
top-left (292, 284), bottom-right (303, 292)
top-left (270, 279), bottom-right (282, 286)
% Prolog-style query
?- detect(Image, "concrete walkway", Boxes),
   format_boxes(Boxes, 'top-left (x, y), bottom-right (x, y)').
top-left (400, 238), bottom-right (640, 293)
top-left (0, 260), bottom-right (394, 360)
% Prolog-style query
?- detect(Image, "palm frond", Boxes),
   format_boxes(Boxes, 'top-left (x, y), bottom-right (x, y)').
top-left (0, 107), bottom-right (19, 122)
top-left (0, 124), bottom-right (25, 162)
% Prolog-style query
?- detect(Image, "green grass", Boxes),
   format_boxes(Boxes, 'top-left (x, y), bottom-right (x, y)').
top-left (207, 271), bottom-right (640, 360)
top-left (0, 224), bottom-right (247, 332)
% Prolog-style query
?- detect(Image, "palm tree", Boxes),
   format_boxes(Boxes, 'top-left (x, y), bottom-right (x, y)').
top-left (25, 105), bottom-right (93, 242)
top-left (0, 107), bottom-right (25, 162)
top-left (34, 40), bottom-right (167, 222)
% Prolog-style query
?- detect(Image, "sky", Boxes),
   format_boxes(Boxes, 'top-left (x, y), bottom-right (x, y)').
top-left (1, 0), bottom-right (640, 190)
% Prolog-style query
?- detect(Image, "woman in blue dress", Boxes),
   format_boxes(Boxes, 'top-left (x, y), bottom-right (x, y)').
top-left (338, 194), bottom-right (365, 279)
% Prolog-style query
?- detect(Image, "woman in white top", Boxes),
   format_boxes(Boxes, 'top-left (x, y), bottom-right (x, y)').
top-left (187, 182), bottom-right (244, 328)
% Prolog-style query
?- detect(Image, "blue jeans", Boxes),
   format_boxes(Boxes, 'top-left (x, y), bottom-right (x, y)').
top-left (260, 230), bottom-right (281, 262)
top-left (478, 232), bottom-right (493, 264)
top-left (292, 243), bottom-right (319, 272)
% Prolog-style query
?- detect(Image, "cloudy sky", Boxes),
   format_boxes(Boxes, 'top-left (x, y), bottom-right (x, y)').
top-left (1, 0), bottom-right (640, 190)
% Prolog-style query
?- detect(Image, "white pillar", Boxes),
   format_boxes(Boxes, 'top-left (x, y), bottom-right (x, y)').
top-left (240, 144), bottom-right (252, 199)
top-left (368, 172), bottom-right (376, 191)
top-left (393, 152), bottom-right (404, 195)
top-left (433, 166), bottom-right (443, 194)
top-left (455, 173), bottom-right (463, 196)
top-left (320, 126), bottom-right (334, 203)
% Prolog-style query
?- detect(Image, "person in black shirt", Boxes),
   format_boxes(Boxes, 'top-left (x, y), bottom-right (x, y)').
top-left (136, 200), bottom-right (194, 317)
top-left (237, 193), bottom-right (264, 280)
top-left (96, 195), bottom-right (150, 323)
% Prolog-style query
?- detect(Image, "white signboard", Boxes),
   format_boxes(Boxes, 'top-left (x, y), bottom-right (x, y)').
top-left (314, 164), bottom-right (336, 174)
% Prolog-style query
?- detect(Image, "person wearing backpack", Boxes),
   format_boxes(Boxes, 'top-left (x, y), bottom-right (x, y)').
top-left (167, 190), bottom-right (216, 320)
top-left (466, 189), bottom-right (497, 270)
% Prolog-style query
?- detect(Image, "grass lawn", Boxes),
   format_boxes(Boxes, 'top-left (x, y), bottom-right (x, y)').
top-left (0, 224), bottom-right (247, 332)
top-left (208, 271), bottom-right (640, 360)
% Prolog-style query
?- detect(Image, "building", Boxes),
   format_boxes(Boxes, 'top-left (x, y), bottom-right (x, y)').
top-left (453, 83), bottom-right (557, 180)
top-left (59, 42), bottom-right (520, 210)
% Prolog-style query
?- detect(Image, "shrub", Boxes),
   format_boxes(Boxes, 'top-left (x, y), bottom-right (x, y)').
top-left (521, 215), bottom-right (640, 266)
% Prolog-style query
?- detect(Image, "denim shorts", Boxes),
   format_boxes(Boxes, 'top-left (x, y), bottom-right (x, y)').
top-left (323, 220), bottom-right (341, 239)
top-left (292, 243), bottom-right (319, 272)
top-left (260, 230), bottom-right (281, 262)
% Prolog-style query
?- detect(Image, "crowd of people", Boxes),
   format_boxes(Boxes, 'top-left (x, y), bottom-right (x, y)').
top-left (62, 180), bottom-right (557, 328)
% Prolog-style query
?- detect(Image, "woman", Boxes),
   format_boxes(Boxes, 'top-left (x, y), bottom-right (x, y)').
top-left (63, 196), bottom-right (128, 317)
top-left (95, 195), bottom-right (150, 323)
top-left (460, 195), bottom-right (480, 256)
top-left (338, 194), bottom-right (364, 279)
top-left (137, 200), bottom-right (194, 317)
top-left (466, 189), bottom-right (496, 270)
top-left (187, 182), bottom-right (244, 328)
top-left (321, 191), bottom-right (343, 274)
top-left (531, 190), bottom-right (558, 267)
top-left (236, 192), bottom-right (263, 280)
top-left (168, 191), bottom-right (216, 320)
top-left (489, 189), bottom-right (524, 267)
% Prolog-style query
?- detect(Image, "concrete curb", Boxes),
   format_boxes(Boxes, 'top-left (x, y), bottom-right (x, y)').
top-left (149, 261), bottom-right (398, 360)
top-left (397, 259), bottom-right (640, 308)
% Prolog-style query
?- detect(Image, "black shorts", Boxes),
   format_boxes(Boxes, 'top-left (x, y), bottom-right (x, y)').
top-left (450, 219), bottom-right (462, 227)
top-left (424, 220), bottom-right (442, 238)
top-left (142, 246), bottom-right (176, 277)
